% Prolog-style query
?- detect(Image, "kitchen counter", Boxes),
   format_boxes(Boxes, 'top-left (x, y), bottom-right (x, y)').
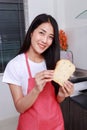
top-left (69, 68), bottom-right (87, 83)
top-left (70, 76), bottom-right (87, 83)
top-left (61, 67), bottom-right (87, 130)
top-left (71, 94), bottom-right (87, 110)
top-left (69, 68), bottom-right (87, 110)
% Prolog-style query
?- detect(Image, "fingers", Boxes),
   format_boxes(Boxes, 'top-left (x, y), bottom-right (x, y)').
top-left (62, 80), bottom-right (74, 97)
top-left (35, 70), bottom-right (54, 92)
top-left (35, 70), bottom-right (54, 81)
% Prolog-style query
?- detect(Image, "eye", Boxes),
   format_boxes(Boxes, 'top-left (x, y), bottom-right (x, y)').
top-left (39, 31), bottom-right (44, 35)
top-left (49, 35), bottom-right (54, 40)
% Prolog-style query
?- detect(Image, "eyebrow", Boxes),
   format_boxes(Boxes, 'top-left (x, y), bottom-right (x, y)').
top-left (40, 28), bottom-right (54, 37)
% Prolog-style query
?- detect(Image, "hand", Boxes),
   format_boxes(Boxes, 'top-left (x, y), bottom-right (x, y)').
top-left (34, 70), bottom-right (54, 92)
top-left (58, 80), bottom-right (74, 98)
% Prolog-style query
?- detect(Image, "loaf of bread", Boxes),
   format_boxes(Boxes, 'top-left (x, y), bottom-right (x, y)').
top-left (53, 59), bottom-right (75, 86)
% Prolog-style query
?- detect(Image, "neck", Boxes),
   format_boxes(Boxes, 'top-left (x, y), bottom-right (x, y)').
top-left (26, 51), bottom-right (44, 63)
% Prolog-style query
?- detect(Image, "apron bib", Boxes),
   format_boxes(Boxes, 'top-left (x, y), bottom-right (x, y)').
top-left (17, 53), bottom-right (64, 130)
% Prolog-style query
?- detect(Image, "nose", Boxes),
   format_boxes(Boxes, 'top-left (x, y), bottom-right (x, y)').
top-left (42, 36), bottom-right (48, 43)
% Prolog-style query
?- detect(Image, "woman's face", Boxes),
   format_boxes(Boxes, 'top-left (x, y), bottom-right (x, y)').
top-left (30, 22), bottom-right (54, 55)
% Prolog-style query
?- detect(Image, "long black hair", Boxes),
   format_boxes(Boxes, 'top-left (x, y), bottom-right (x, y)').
top-left (18, 13), bottom-right (60, 95)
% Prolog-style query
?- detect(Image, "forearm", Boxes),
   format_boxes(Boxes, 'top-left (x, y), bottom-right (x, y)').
top-left (57, 90), bottom-right (66, 103)
top-left (57, 94), bottom-right (65, 103)
top-left (57, 81), bottom-right (74, 103)
top-left (15, 87), bottom-right (40, 113)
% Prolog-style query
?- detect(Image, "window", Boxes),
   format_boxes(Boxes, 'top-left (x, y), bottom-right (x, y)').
top-left (0, 0), bottom-right (25, 73)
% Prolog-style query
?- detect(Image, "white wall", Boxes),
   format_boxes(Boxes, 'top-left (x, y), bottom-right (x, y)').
top-left (0, 74), bottom-right (19, 121)
top-left (53, 0), bottom-right (66, 29)
top-left (24, 0), bottom-right (66, 29)
top-left (64, 0), bottom-right (87, 28)
top-left (67, 26), bottom-right (87, 69)
top-left (28, 0), bottom-right (54, 23)
top-left (23, 0), bottom-right (56, 31)
top-left (63, 0), bottom-right (87, 69)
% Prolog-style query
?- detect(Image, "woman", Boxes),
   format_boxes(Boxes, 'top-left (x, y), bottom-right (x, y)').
top-left (3, 14), bottom-right (74, 130)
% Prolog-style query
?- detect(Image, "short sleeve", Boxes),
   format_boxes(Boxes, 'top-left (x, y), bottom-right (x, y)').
top-left (2, 59), bottom-right (21, 86)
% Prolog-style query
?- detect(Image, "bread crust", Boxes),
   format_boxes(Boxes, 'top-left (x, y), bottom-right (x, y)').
top-left (53, 59), bottom-right (75, 86)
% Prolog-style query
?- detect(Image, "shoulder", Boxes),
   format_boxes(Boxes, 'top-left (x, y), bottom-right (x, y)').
top-left (9, 53), bottom-right (25, 64)
top-left (4, 53), bottom-right (26, 77)
top-left (3, 53), bottom-right (26, 85)
top-left (7, 53), bottom-right (25, 69)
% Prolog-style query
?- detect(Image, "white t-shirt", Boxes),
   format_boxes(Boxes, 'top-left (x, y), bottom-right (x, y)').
top-left (2, 53), bottom-right (46, 95)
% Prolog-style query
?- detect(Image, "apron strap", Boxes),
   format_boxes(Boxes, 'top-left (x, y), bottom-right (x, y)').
top-left (25, 53), bottom-right (32, 78)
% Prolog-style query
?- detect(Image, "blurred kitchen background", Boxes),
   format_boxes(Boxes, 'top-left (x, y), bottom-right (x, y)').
top-left (0, 0), bottom-right (87, 130)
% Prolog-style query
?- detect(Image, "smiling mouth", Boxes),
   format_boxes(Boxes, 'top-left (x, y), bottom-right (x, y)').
top-left (38, 43), bottom-right (46, 49)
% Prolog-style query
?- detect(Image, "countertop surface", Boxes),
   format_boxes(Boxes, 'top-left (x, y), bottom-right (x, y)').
top-left (71, 94), bottom-right (87, 110)
top-left (70, 76), bottom-right (87, 83)
top-left (69, 68), bottom-right (87, 83)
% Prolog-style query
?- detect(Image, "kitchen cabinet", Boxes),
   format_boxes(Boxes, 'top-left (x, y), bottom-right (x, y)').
top-left (60, 69), bottom-right (87, 130)
top-left (60, 97), bottom-right (70, 130)
top-left (60, 97), bottom-right (87, 130)
top-left (69, 100), bottom-right (87, 130)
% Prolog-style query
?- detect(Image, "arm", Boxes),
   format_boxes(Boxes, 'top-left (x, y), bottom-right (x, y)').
top-left (9, 70), bottom-right (54, 113)
top-left (57, 80), bottom-right (74, 103)
top-left (9, 84), bottom-right (40, 113)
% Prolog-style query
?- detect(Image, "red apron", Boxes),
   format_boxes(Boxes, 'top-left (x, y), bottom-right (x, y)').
top-left (17, 54), bottom-right (64, 130)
